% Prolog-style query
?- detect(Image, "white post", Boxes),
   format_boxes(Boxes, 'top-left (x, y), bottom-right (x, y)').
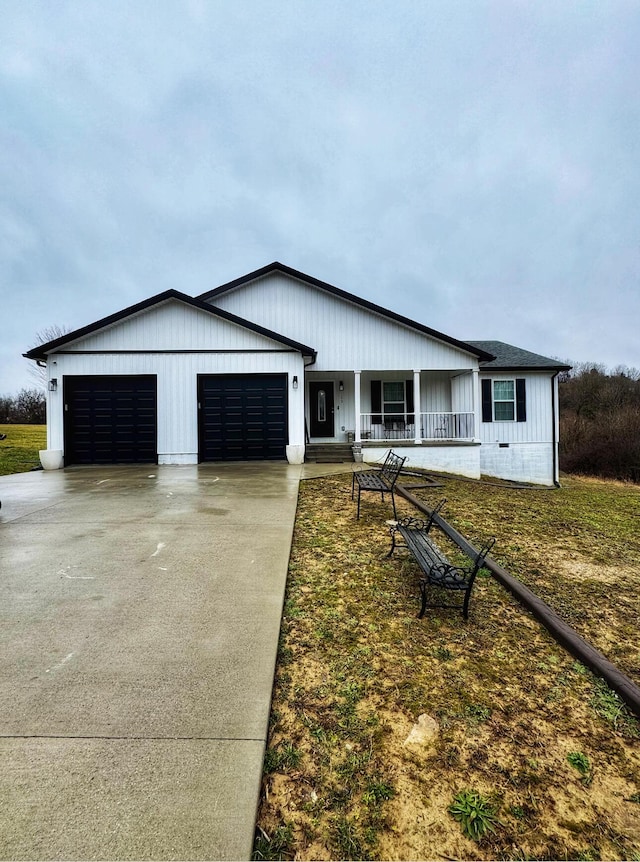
top-left (286, 365), bottom-right (306, 463)
top-left (472, 368), bottom-right (480, 441)
top-left (413, 369), bottom-right (421, 444)
top-left (354, 371), bottom-right (361, 443)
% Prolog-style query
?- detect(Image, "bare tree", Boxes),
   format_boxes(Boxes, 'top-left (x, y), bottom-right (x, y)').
top-left (26, 325), bottom-right (72, 389)
top-left (0, 390), bottom-right (46, 423)
top-left (559, 364), bottom-right (640, 480)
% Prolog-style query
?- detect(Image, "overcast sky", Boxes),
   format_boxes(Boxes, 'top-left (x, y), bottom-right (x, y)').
top-left (2, 0), bottom-right (639, 394)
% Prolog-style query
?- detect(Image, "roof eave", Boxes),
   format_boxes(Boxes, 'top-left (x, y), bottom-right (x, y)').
top-left (479, 364), bottom-right (572, 373)
top-left (23, 288), bottom-right (317, 361)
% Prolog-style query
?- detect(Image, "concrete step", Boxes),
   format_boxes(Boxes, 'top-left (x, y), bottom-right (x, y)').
top-left (305, 444), bottom-right (354, 463)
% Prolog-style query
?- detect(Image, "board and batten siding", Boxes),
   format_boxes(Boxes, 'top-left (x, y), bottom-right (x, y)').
top-left (478, 374), bottom-right (554, 444)
top-left (47, 352), bottom-right (304, 462)
top-left (44, 299), bottom-right (306, 462)
top-left (305, 370), bottom-right (469, 439)
top-left (63, 299), bottom-right (289, 352)
top-left (451, 372), bottom-right (475, 414)
top-left (207, 273), bottom-right (479, 372)
top-left (356, 371), bottom-right (460, 413)
top-left (478, 372), bottom-right (557, 484)
top-left (422, 373), bottom-right (454, 412)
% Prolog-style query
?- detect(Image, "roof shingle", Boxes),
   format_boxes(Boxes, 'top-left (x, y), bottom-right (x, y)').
top-left (466, 341), bottom-right (571, 371)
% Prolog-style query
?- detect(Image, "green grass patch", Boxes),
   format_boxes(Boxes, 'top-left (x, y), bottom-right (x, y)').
top-left (253, 823), bottom-right (294, 861)
top-left (263, 743), bottom-right (302, 775)
top-left (567, 751), bottom-right (591, 776)
top-left (449, 789), bottom-right (500, 841)
top-left (0, 424), bottom-right (46, 475)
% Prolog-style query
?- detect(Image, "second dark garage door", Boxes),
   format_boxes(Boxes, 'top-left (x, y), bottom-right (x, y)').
top-left (198, 374), bottom-right (288, 461)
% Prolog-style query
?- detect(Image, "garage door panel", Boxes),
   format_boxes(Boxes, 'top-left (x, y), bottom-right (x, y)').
top-left (64, 376), bottom-right (157, 466)
top-left (199, 374), bottom-right (287, 462)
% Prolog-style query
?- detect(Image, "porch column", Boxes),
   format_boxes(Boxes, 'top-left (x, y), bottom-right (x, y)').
top-left (413, 370), bottom-right (421, 444)
top-left (354, 371), bottom-right (361, 442)
top-left (472, 368), bottom-right (480, 440)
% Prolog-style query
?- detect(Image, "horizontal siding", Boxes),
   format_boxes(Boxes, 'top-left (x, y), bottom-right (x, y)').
top-left (65, 299), bottom-right (292, 352)
top-left (478, 373), bottom-right (553, 444)
top-left (208, 273), bottom-right (478, 371)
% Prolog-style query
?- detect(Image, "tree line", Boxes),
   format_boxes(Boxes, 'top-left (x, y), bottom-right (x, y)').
top-left (559, 363), bottom-right (640, 481)
top-left (0, 389), bottom-right (46, 425)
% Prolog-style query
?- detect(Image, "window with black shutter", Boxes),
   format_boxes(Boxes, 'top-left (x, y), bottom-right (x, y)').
top-left (370, 380), bottom-right (413, 423)
top-left (481, 378), bottom-right (526, 422)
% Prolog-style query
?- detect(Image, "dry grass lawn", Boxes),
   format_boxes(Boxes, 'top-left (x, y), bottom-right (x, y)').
top-left (255, 471), bottom-right (640, 861)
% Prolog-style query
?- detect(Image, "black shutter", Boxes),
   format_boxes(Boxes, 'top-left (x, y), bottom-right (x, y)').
top-left (481, 379), bottom-right (493, 423)
top-left (516, 378), bottom-right (527, 422)
top-left (371, 380), bottom-right (382, 425)
top-left (406, 379), bottom-right (414, 424)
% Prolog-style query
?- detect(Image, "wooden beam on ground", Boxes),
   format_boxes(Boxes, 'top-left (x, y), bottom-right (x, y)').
top-left (396, 483), bottom-right (640, 719)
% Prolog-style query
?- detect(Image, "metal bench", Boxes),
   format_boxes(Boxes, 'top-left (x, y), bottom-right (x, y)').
top-left (351, 449), bottom-right (406, 519)
top-left (387, 501), bottom-right (495, 619)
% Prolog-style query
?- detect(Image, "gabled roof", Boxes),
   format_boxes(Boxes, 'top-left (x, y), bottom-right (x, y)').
top-left (24, 288), bottom-right (317, 362)
top-left (467, 341), bottom-right (571, 372)
top-left (199, 262), bottom-right (496, 362)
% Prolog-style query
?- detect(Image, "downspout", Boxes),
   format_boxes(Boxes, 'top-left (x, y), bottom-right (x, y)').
top-left (551, 371), bottom-right (560, 487)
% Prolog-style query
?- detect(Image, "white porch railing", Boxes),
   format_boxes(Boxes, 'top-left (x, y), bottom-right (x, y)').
top-left (420, 412), bottom-right (474, 439)
top-left (359, 412), bottom-right (474, 441)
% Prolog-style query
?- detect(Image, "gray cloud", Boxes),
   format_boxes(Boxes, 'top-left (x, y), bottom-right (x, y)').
top-left (2, 0), bottom-right (639, 394)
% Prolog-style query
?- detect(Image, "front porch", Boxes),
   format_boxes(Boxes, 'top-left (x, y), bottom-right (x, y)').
top-left (304, 369), bottom-right (480, 445)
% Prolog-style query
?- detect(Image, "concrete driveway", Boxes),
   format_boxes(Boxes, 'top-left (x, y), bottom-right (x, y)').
top-left (0, 463), bottom-right (301, 861)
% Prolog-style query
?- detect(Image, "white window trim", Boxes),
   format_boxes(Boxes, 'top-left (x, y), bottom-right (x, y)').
top-left (382, 380), bottom-right (406, 416)
top-left (492, 378), bottom-right (516, 422)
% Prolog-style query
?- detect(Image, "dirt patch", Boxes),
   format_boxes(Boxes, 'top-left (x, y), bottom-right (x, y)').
top-left (555, 556), bottom-right (623, 585)
top-left (254, 472), bottom-right (640, 861)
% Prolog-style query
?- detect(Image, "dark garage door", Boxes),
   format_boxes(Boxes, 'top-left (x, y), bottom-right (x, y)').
top-left (64, 376), bottom-right (157, 465)
top-left (198, 374), bottom-right (288, 461)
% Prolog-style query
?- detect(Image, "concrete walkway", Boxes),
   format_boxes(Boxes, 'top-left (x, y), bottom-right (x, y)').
top-left (0, 463), bottom-right (301, 861)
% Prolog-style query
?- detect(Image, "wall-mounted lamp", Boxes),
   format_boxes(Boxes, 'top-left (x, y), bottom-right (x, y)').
top-left (339, 380), bottom-right (344, 391)
top-left (48, 378), bottom-right (58, 392)
top-left (292, 375), bottom-right (298, 390)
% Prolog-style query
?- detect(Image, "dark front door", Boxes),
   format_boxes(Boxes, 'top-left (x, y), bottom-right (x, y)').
top-left (309, 381), bottom-right (335, 437)
top-left (198, 374), bottom-right (288, 461)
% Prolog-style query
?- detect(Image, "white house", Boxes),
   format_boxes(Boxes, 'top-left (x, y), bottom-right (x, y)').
top-left (25, 262), bottom-right (570, 485)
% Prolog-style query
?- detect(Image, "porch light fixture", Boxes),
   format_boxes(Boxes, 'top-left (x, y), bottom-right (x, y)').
top-left (48, 378), bottom-right (58, 392)
top-left (339, 380), bottom-right (344, 391)
top-left (292, 375), bottom-right (298, 389)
